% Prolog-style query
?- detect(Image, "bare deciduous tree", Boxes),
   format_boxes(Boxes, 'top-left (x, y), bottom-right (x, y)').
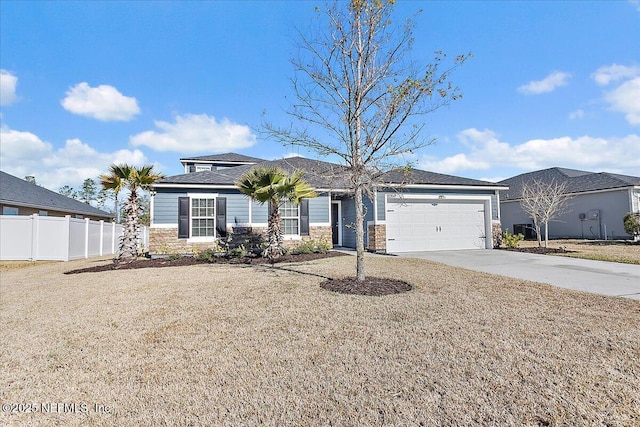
top-left (520, 179), bottom-right (572, 248)
top-left (264, 0), bottom-right (470, 281)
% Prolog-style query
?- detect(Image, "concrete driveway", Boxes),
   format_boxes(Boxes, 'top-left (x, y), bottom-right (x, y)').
top-left (393, 250), bottom-right (640, 300)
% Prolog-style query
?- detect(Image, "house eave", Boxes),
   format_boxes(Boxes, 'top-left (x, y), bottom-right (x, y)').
top-left (0, 199), bottom-right (113, 218)
top-left (377, 183), bottom-right (509, 191)
top-left (501, 185), bottom-right (637, 202)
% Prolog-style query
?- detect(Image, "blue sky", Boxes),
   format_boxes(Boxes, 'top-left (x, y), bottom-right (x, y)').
top-left (1, 0), bottom-right (639, 192)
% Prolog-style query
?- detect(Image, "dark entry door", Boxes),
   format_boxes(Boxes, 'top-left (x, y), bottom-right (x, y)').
top-left (331, 203), bottom-right (339, 245)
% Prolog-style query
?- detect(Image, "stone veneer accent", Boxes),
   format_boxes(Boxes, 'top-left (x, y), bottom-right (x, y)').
top-left (150, 225), bottom-right (332, 254)
top-left (367, 223), bottom-right (386, 252)
top-left (492, 221), bottom-right (503, 248)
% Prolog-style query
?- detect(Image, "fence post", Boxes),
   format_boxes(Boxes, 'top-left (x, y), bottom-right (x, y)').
top-left (99, 220), bottom-right (104, 256)
top-left (85, 218), bottom-right (90, 259)
top-left (112, 221), bottom-right (116, 255)
top-left (63, 216), bottom-right (71, 261)
top-left (30, 214), bottom-right (38, 261)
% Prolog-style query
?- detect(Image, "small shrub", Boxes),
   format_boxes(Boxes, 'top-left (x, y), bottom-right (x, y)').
top-left (167, 252), bottom-right (182, 261)
top-left (291, 240), bottom-right (316, 255)
top-left (316, 238), bottom-right (332, 254)
top-left (503, 230), bottom-right (524, 248)
top-left (291, 238), bottom-right (332, 255)
top-left (229, 245), bottom-right (247, 258)
top-left (198, 249), bottom-right (216, 262)
top-left (623, 212), bottom-right (640, 240)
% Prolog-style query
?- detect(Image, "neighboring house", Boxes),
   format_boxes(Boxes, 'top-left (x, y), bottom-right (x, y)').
top-left (0, 171), bottom-right (113, 221)
top-left (150, 153), bottom-right (507, 254)
top-left (499, 167), bottom-right (640, 240)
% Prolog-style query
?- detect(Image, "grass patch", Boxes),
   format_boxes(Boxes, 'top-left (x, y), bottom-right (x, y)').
top-left (555, 252), bottom-right (640, 264)
top-left (0, 260), bottom-right (55, 272)
top-left (1, 256), bottom-right (639, 426)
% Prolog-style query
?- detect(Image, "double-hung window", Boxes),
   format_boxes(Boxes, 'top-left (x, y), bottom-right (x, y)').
top-left (178, 194), bottom-right (226, 240)
top-left (191, 198), bottom-right (215, 237)
top-left (280, 200), bottom-right (300, 236)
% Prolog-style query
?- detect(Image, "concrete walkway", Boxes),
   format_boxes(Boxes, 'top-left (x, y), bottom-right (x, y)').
top-left (392, 250), bottom-right (640, 300)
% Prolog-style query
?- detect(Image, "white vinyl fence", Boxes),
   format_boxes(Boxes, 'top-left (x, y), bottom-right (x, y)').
top-left (0, 215), bottom-right (149, 261)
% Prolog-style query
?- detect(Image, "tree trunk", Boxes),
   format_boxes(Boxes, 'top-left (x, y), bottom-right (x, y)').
top-left (354, 185), bottom-right (366, 281)
top-left (265, 203), bottom-right (283, 260)
top-left (118, 190), bottom-right (140, 263)
top-left (544, 222), bottom-right (549, 248)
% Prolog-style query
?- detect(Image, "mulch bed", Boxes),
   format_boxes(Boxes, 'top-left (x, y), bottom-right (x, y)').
top-left (500, 246), bottom-right (574, 255)
top-left (64, 251), bottom-right (347, 274)
top-left (320, 277), bottom-right (412, 296)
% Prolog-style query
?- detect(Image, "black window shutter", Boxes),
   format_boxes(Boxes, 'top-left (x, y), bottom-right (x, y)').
top-left (300, 199), bottom-right (309, 236)
top-left (216, 197), bottom-right (227, 238)
top-left (178, 197), bottom-right (189, 238)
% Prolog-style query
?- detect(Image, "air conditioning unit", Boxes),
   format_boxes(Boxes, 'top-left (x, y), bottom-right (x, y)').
top-left (587, 209), bottom-right (600, 220)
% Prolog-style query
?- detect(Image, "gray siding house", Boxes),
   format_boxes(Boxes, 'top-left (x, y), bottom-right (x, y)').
top-left (150, 153), bottom-right (507, 254)
top-left (499, 168), bottom-right (640, 240)
top-left (0, 171), bottom-right (113, 221)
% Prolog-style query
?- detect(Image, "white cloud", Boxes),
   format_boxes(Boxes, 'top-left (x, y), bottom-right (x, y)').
top-left (628, 0), bottom-right (640, 12)
top-left (0, 70), bottom-right (18, 106)
top-left (569, 109), bottom-right (584, 120)
top-left (517, 71), bottom-right (571, 95)
top-left (603, 77), bottom-right (640, 126)
top-left (590, 63), bottom-right (640, 125)
top-left (591, 64), bottom-right (640, 86)
top-left (61, 82), bottom-right (140, 121)
top-left (420, 128), bottom-right (640, 176)
top-left (130, 113), bottom-right (256, 153)
top-left (0, 126), bottom-right (150, 191)
top-left (283, 152), bottom-right (306, 159)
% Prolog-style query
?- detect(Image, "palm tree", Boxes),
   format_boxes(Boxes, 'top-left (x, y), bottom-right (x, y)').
top-left (236, 166), bottom-right (317, 259)
top-left (99, 164), bottom-right (164, 263)
top-left (99, 165), bottom-right (126, 223)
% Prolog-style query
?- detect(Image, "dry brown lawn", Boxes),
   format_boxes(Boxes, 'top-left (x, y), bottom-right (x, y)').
top-left (518, 239), bottom-right (640, 264)
top-left (1, 256), bottom-right (639, 426)
top-left (0, 261), bottom-right (54, 273)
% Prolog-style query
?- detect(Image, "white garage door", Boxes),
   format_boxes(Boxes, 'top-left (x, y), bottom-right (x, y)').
top-left (386, 198), bottom-right (487, 253)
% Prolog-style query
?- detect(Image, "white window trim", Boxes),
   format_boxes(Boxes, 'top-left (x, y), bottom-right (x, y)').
top-left (280, 200), bottom-right (301, 238)
top-left (187, 193), bottom-right (218, 243)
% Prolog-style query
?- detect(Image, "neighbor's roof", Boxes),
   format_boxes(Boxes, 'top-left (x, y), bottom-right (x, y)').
top-left (179, 153), bottom-right (265, 164)
top-left (499, 167), bottom-right (640, 201)
top-left (156, 155), bottom-right (504, 190)
top-left (0, 171), bottom-right (114, 219)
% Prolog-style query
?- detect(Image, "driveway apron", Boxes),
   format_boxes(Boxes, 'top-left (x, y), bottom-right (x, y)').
top-left (393, 250), bottom-right (640, 300)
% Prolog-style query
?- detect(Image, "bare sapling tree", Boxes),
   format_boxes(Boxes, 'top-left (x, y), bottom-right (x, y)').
top-left (264, 0), bottom-right (470, 281)
top-left (520, 179), bottom-right (572, 248)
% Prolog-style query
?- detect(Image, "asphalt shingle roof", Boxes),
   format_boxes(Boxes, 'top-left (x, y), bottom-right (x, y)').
top-left (0, 171), bottom-right (113, 218)
top-left (157, 155), bottom-right (501, 189)
top-left (499, 167), bottom-right (640, 201)
top-left (179, 153), bottom-right (265, 163)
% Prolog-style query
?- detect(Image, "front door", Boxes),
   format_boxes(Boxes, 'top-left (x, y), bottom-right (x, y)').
top-left (331, 202), bottom-right (340, 245)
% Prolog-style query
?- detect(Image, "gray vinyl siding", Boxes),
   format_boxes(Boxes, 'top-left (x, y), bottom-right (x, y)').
top-left (341, 195), bottom-right (374, 248)
top-left (226, 194), bottom-right (250, 224)
top-left (153, 191), bottom-right (186, 224)
top-left (501, 189), bottom-right (633, 239)
top-left (251, 200), bottom-right (268, 224)
top-left (376, 188), bottom-right (499, 221)
top-left (309, 195), bottom-right (330, 223)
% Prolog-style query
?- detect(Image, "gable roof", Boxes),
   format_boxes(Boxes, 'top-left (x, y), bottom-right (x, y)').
top-left (179, 153), bottom-right (265, 164)
top-left (0, 171), bottom-right (113, 219)
top-left (155, 154), bottom-right (504, 190)
top-left (499, 167), bottom-right (640, 201)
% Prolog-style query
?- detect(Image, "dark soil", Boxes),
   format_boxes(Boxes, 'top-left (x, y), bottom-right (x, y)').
top-left (65, 251), bottom-right (348, 274)
top-left (500, 246), bottom-right (574, 254)
top-left (320, 277), bottom-right (412, 296)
